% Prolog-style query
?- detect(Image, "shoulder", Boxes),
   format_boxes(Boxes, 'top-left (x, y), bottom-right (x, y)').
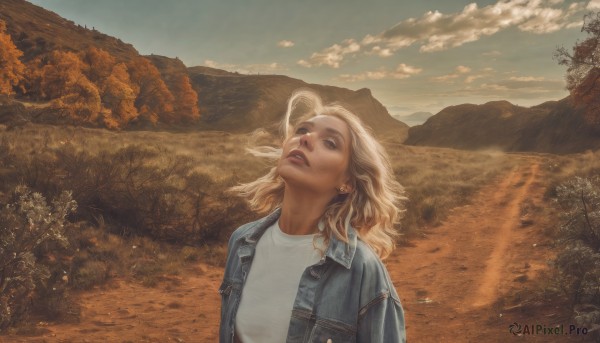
top-left (351, 239), bottom-right (387, 273)
top-left (350, 239), bottom-right (400, 303)
top-left (227, 218), bottom-right (261, 248)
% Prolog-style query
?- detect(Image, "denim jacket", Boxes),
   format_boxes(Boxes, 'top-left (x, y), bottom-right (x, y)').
top-left (218, 207), bottom-right (406, 343)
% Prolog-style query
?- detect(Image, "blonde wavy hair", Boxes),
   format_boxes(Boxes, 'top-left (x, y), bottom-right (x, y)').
top-left (228, 89), bottom-right (406, 259)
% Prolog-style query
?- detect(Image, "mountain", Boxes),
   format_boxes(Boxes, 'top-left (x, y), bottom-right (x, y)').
top-left (186, 66), bottom-right (408, 139)
top-left (0, 0), bottom-right (138, 61)
top-left (0, 0), bottom-right (407, 139)
top-left (393, 112), bottom-right (433, 127)
top-left (405, 98), bottom-right (600, 154)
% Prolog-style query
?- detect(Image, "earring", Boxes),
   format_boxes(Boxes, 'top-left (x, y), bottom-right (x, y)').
top-left (339, 186), bottom-right (347, 193)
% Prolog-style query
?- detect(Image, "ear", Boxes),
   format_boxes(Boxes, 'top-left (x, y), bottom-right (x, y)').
top-left (339, 176), bottom-right (354, 194)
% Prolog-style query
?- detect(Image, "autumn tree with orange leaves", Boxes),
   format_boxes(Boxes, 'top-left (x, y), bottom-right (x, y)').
top-left (0, 20), bottom-right (25, 95)
top-left (127, 56), bottom-right (175, 124)
top-left (3, 31), bottom-right (197, 129)
top-left (82, 47), bottom-right (139, 128)
top-left (555, 12), bottom-right (600, 129)
top-left (172, 73), bottom-right (200, 122)
top-left (35, 50), bottom-right (102, 122)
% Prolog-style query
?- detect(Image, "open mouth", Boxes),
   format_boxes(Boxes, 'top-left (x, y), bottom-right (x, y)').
top-left (287, 149), bottom-right (309, 165)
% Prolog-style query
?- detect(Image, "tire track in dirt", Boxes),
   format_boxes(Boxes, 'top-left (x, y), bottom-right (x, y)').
top-left (471, 163), bottom-right (538, 308)
top-left (386, 160), bottom-right (555, 342)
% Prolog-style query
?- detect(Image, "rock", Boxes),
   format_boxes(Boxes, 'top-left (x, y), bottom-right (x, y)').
top-left (514, 274), bottom-right (528, 283)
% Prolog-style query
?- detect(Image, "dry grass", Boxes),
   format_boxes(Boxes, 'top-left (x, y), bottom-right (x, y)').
top-left (385, 144), bottom-right (519, 242)
top-left (536, 149), bottom-right (600, 199)
top-left (3, 122), bottom-right (598, 330)
top-left (1, 122), bottom-right (522, 246)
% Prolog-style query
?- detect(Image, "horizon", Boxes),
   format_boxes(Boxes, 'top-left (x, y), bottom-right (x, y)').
top-left (27, 0), bottom-right (600, 116)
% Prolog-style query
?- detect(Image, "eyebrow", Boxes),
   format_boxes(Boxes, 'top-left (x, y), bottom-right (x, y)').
top-left (297, 121), bottom-right (346, 145)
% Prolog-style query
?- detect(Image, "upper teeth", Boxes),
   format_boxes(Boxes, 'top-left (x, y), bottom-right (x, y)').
top-left (292, 153), bottom-right (303, 159)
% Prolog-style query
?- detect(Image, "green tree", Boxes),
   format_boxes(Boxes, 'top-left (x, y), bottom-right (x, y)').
top-left (0, 186), bottom-right (77, 329)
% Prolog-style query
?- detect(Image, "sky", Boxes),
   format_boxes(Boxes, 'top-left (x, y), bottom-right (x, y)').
top-left (27, 0), bottom-right (600, 117)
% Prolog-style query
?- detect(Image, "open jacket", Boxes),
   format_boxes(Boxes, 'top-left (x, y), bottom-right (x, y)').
top-left (218, 207), bottom-right (406, 343)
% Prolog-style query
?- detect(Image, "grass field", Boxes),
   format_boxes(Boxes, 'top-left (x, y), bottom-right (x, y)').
top-left (1, 122), bottom-right (598, 329)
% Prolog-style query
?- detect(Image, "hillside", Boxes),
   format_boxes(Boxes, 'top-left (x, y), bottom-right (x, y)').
top-left (0, 0), bottom-right (138, 61)
top-left (186, 66), bottom-right (408, 139)
top-left (405, 97), bottom-right (600, 154)
top-left (0, 0), bottom-right (407, 138)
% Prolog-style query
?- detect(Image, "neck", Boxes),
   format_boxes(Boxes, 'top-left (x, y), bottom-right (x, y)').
top-left (278, 184), bottom-right (335, 235)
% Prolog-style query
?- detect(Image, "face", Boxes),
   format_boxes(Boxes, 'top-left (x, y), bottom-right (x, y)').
top-left (277, 115), bottom-right (353, 196)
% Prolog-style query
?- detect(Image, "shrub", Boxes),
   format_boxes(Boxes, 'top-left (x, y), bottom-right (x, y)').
top-left (554, 176), bottom-right (600, 335)
top-left (0, 185), bottom-right (76, 329)
top-left (14, 143), bottom-right (253, 245)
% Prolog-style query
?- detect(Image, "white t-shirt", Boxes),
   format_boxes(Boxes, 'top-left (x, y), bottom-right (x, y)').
top-left (235, 220), bottom-right (322, 343)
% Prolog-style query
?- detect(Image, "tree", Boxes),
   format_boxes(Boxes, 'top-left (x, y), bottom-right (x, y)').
top-left (81, 46), bottom-right (116, 87)
top-left (172, 73), bottom-right (200, 123)
top-left (0, 186), bottom-right (77, 329)
top-left (554, 176), bottom-right (600, 335)
top-left (100, 62), bottom-right (139, 128)
top-left (0, 20), bottom-right (26, 95)
top-left (555, 12), bottom-right (600, 127)
top-left (38, 50), bottom-right (101, 123)
top-left (127, 57), bottom-right (174, 124)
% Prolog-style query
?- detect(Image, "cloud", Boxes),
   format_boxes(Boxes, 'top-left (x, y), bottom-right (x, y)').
top-left (508, 76), bottom-right (546, 81)
top-left (301, 0), bottom-right (587, 68)
top-left (368, 46), bottom-right (394, 57)
top-left (297, 39), bottom-right (360, 68)
top-left (204, 59), bottom-right (286, 74)
top-left (432, 65), bottom-right (473, 82)
top-left (588, 0), bottom-right (600, 10)
top-left (277, 40), bottom-right (295, 48)
top-left (482, 50), bottom-right (502, 57)
top-left (338, 63), bottom-right (422, 82)
top-left (434, 75), bottom-right (565, 100)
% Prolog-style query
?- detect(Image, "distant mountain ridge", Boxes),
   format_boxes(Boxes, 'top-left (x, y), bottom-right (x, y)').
top-left (2, 0), bottom-right (599, 153)
top-left (393, 112), bottom-right (433, 126)
top-left (405, 98), bottom-right (600, 154)
top-left (0, 0), bottom-right (408, 139)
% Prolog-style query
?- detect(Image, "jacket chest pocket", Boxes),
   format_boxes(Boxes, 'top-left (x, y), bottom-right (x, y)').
top-left (308, 320), bottom-right (356, 343)
top-left (288, 310), bottom-right (356, 343)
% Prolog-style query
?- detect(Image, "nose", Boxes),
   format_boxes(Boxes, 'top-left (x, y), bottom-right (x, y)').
top-left (299, 132), bottom-right (313, 149)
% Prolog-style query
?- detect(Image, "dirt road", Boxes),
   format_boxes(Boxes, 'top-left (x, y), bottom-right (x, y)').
top-left (4, 159), bottom-right (570, 342)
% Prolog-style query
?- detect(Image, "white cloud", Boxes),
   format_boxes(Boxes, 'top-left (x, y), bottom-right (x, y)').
top-left (588, 0), bottom-right (600, 10)
top-left (338, 63), bottom-right (422, 82)
top-left (301, 0), bottom-right (587, 68)
top-left (298, 39), bottom-right (360, 68)
top-left (432, 65), bottom-right (473, 82)
top-left (456, 65), bottom-right (471, 74)
top-left (204, 59), bottom-right (285, 74)
top-left (278, 40), bottom-right (295, 48)
top-left (368, 46), bottom-right (394, 57)
top-left (508, 76), bottom-right (546, 81)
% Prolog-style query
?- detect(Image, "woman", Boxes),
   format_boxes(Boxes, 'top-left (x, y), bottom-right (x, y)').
top-left (219, 89), bottom-right (406, 343)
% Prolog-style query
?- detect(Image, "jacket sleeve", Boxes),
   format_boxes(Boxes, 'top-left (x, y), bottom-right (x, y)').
top-left (357, 292), bottom-right (406, 343)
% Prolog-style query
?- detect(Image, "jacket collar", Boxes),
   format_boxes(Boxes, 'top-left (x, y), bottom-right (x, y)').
top-left (241, 207), bottom-right (357, 269)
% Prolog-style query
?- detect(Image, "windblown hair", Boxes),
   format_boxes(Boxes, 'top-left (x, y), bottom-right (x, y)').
top-left (228, 89), bottom-right (406, 259)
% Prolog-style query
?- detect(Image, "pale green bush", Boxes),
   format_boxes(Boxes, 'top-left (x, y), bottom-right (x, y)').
top-left (0, 185), bottom-right (76, 329)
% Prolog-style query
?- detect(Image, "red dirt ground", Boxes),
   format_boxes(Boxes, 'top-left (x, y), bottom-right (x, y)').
top-left (3, 157), bottom-right (586, 342)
